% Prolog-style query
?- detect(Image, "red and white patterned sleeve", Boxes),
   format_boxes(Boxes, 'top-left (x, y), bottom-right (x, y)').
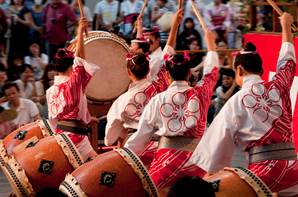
top-left (194, 51), bottom-right (219, 98)
top-left (272, 42), bottom-right (296, 91)
top-left (70, 57), bottom-right (100, 90)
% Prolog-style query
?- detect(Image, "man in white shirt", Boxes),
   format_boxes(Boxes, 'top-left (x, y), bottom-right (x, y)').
top-left (94, 0), bottom-right (120, 31)
top-left (1, 82), bottom-right (40, 127)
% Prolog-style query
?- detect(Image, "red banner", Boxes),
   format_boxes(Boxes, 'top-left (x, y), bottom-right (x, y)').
top-left (244, 33), bottom-right (298, 150)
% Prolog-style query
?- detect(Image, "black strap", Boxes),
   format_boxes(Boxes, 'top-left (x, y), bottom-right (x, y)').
top-left (57, 124), bottom-right (91, 135)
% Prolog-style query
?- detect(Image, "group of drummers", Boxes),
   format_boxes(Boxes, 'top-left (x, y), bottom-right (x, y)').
top-left (0, 0), bottom-right (297, 196)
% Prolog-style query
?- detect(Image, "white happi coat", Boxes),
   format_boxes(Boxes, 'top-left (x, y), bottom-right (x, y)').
top-left (189, 42), bottom-right (298, 194)
top-left (105, 46), bottom-right (173, 146)
top-left (149, 46), bottom-right (163, 79)
top-left (46, 57), bottom-right (99, 158)
top-left (125, 50), bottom-right (219, 155)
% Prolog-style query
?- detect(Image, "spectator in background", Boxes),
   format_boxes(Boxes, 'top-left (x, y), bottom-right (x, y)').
top-left (216, 40), bottom-right (231, 67)
top-left (205, 0), bottom-right (232, 44)
top-left (1, 82), bottom-right (40, 128)
top-left (94, 0), bottom-right (120, 32)
top-left (177, 17), bottom-right (202, 50)
top-left (7, 0), bottom-right (32, 60)
top-left (7, 53), bottom-right (23, 81)
top-left (213, 68), bottom-right (239, 116)
top-left (120, 0), bottom-right (143, 38)
top-left (0, 105), bottom-right (17, 138)
top-left (24, 42), bottom-right (49, 80)
top-left (43, 0), bottom-right (77, 61)
top-left (28, 0), bottom-right (44, 46)
top-left (0, 63), bottom-right (7, 103)
top-left (151, 0), bottom-right (175, 45)
top-left (37, 63), bottom-right (56, 118)
top-left (0, 0), bottom-right (9, 13)
top-left (14, 64), bottom-right (37, 99)
top-left (0, 6), bottom-right (7, 56)
top-left (71, 0), bottom-right (92, 32)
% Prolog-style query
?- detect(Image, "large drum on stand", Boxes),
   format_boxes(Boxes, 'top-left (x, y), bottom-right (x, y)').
top-left (68, 31), bottom-right (130, 151)
top-left (205, 167), bottom-right (273, 197)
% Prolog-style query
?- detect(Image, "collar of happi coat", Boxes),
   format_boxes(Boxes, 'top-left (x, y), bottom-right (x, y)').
top-left (168, 81), bottom-right (190, 89)
top-left (128, 78), bottom-right (151, 90)
top-left (242, 74), bottom-right (263, 88)
top-left (150, 47), bottom-right (163, 59)
top-left (54, 75), bottom-right (70, 85)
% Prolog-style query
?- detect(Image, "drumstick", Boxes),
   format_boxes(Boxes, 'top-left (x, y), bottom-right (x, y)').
top-left (77, 0), bottom-right (88, 36)
top-left (191, 0), bottom-right (208, 32)
top-left (132, 0), bottom-right (148, 34)
top-left (178, 0), bottom-right (183, 9)
top-left (266, 0), bottom-right (297, 32)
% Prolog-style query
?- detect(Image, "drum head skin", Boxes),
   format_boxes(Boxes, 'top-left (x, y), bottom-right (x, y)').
top-left (69, 31), bottom-right (131, 102)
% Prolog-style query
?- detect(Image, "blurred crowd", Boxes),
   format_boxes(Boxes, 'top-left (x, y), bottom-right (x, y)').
top-left (0, 0), bottom-right (272, 138)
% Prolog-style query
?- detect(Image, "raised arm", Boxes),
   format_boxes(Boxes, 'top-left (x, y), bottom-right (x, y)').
top-left (75, 17), bottom-right (87, 58)
top-left (194, 30), bottom-right (219, 98)
top-left (166, 4), bottom-right (183, 48)
top-left (273, 13), bottom-right (296, 90)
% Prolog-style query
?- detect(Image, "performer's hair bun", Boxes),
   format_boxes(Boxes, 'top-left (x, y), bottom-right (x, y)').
top-left (244, 42), bottom-right (257, 52)
top-left (127, 53), bottom-right (149, 80)
top-left (165, 53), bottom-right (191, 81)
top-left (234, 42), bottom-right (263, 75)
top-left (54, 48), bottom-right (74, 73)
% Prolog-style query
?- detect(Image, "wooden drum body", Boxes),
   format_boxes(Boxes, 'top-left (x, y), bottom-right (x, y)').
top-left (0, 119), bottom-right (53, 165)
top-left (60, 148), bottom-right (158, 197)
top-left (205, 167), bottom-right (273, 197)
top-left (1, 134), bottom-right (84, 197)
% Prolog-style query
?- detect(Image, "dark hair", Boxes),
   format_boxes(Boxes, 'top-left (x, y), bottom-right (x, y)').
top-left (221, 68), bottom-right (235, 78)
top-left (167, 176), bottom-right (215, 197)
top-left (54, 49), bottom-right (74, 73)
top-left (233, 42), bottom-right (263, 75)
top-left (0, 63), bottom-right (6, 72)
top-left (0, 105), bottom-right (4, 113)
top-left (18, 64), bottom-right (34, 75)
top-left (42, 64), bottom-right (56, 90)
top-left (127, 53), bottom-right (149, 80)
top-left (35, 187), bottom-right (67, 197)
top-left (165, 54), bottom-right (190, 81)
top-left (136, 42), bottom-right (150, 54)
top-left (183, 17), bottom-right (194, 29)
top-left (2, 82), bottom-right (20, 93)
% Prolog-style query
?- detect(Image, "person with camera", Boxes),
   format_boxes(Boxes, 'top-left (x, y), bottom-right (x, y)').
top-left (42, 0), bottom-right (77, 61)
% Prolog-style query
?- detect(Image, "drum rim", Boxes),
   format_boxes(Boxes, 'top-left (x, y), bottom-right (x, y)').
top-left (224, 167), bottom-right (273, 197)
top-left (115, 148), bottom-right (159, 197)
top-left (38, 119), bottom-right (54, 137)
top-left (68, 31), bottom-right (131, 102)
top-left (3, 155), bottom-right (35, 197)
top-left (0, 140), bottom-right (8, 165)
top-left (55, 134), bottom-right (84, 168)
top-left (59, 174), bottom-right (87, 197)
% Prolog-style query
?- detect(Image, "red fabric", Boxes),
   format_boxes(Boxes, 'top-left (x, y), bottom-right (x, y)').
top-left (147, 68), bottom-right (218, 188)
top-left (149, 148), bottom-right (206, 188)
top-left (248, 160), bottom-right (298, 192)
top-left (139, 141), bottom-right (158, 167)
top-left (245, 60), bottom-right (295, 149)
top-left (48, 64), bottom-right (92, 146)
top-left (244, 33), bottom-right (298, 151)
